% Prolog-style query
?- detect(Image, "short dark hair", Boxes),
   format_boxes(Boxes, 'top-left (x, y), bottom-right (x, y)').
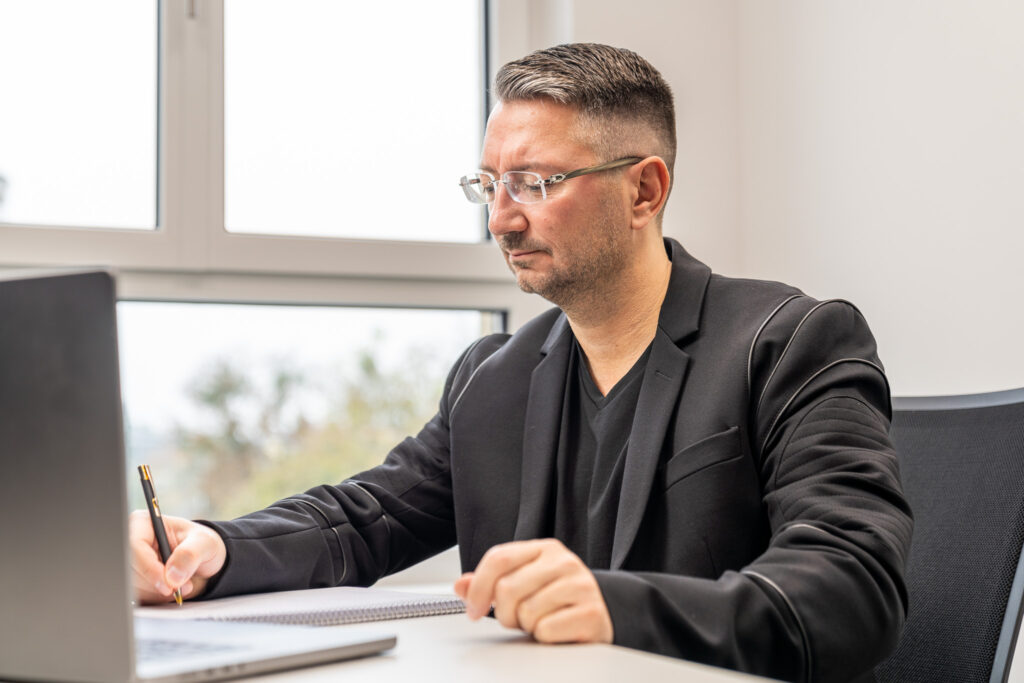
top-left (495, 43), bottom-right (676, 175)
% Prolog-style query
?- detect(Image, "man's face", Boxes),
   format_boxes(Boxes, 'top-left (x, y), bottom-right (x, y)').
top-left (481, 100), bottom-right (634, 310)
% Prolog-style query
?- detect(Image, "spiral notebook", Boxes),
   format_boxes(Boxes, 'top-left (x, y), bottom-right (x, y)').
top-left (136, 586), bottom-right (466, 627)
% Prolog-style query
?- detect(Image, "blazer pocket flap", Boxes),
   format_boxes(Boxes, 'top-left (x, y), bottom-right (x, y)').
top-left (664, 426), bottom-right (742, 487)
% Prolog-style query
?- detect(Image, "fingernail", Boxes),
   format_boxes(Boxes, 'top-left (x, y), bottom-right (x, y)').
top-left (166, 567), bottom-right (186, 585)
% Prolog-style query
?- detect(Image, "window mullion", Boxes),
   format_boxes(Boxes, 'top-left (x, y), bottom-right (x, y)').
top-left (161, 0), bottom-right (221, 272)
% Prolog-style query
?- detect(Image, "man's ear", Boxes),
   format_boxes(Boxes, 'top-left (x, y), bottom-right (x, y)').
top-left (630, 157), bottom-right (671, 231)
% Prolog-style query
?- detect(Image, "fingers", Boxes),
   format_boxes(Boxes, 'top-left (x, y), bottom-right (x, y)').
top-left (532, 602), bottom-right (615, 644)
top-left (464, 540), bottom-right (545, 619)
top-left (453, 573), bottom-right (473, 600)
top-left (129, 509), bottom-right (171, 603)
top-left (462, 539), bottom-right (613, 645)
top-left (129, 510), bottom-right (226, 605)
top-left (491, 554), bottom-right (571, 630)
top-left (164, 522), bottom-right (226, 591)
top-left (517, 570), bottom-right (613, 644)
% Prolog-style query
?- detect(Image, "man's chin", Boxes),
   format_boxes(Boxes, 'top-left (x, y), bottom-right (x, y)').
top-left (511, 268), bottom-right (543, 295)
top-left (514, 272), bottom-right (566, 306)
top-left (514, 273), bottom-right (538, 295)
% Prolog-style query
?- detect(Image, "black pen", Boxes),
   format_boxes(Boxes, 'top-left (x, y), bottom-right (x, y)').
top-left (138, 464), bottom-right (183, 606)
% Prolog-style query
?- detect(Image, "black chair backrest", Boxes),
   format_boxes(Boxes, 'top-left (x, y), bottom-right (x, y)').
top-left (876, 388), bottom-right (1024, 683)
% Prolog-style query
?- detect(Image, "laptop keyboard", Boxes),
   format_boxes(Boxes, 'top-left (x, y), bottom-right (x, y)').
top-left (137, 637), bottom-right (244, 662)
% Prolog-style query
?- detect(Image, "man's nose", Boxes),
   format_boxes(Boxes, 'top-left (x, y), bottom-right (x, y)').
top-left (487, 184), bottom-right (527, 237)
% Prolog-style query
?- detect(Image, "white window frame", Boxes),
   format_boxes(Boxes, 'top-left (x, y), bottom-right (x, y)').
top-left (0, 0), bottom-right (552, 330)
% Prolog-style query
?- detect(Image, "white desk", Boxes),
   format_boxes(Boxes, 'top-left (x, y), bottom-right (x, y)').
top-left (253, 613), bottom-right (769, 682)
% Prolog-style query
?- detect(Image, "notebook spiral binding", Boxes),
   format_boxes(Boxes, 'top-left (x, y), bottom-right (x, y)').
top-left (204, 596), bottom-right (466, 627)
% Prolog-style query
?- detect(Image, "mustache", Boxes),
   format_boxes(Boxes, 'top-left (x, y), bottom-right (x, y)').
top-left (498, 233), bottom-right (549, 254)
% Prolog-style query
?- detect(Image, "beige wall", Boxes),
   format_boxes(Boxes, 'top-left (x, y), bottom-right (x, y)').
top-left (736, 1), bottom-right (1024, 396)
top-left (510, 0), bottom-right (1024, 396)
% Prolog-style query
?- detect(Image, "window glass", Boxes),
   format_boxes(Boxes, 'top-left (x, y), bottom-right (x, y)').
top-left (118, 301), bottom-right (494, 519)
top-left (224, 0), bottom-right (486, 242)
top-left (0, 1), bottom-right (157, 228)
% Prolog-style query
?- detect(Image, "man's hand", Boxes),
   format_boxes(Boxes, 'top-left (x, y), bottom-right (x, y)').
top-left (453, 539), bottom-right (613, 644)
top-left (129, 510), bottom-right (227, 605)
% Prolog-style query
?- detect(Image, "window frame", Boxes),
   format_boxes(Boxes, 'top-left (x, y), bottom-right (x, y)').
top-left (0, 0), bottom-right (550, 329)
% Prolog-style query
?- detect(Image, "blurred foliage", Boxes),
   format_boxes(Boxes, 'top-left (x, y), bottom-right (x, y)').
top-left (170, 346), bottom-right (445, 520)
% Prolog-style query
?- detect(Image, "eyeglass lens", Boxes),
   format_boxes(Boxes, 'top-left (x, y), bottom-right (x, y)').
top-left (459, 174), bottom-right (494, 204)
top-left (459, 172), bottom-right (547, 205)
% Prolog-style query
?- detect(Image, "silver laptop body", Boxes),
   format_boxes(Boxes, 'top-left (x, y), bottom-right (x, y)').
top-left (0, 270), bottom-right (395, 682)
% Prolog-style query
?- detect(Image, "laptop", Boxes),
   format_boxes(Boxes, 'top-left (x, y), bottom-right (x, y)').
top-left (0, 270), bottom-right (396, 682)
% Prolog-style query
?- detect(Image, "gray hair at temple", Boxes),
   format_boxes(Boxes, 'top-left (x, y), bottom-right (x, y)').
top-left (494, 43), bottom-right (677, 178)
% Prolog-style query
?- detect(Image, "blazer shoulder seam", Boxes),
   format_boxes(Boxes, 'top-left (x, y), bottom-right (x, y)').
top-left (752, 298), bottom-right (861, 418)
top-left (746, 294), bottom-right (806, 406)
top-left (760, 358), bottom-right (888, 458)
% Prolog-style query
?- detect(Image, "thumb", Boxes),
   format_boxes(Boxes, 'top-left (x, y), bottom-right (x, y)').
top-left (453, 572), bottom-right (474, 599)
top-left (163, 533), bottom-right (208, 588)
top-left (164, 553), bottom-right (194, 589)
top-left (163, 523), bottom-right (227, 594)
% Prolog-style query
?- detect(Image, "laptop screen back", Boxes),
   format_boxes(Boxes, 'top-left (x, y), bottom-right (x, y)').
top-left (0, 271), bottom-right (136, 682)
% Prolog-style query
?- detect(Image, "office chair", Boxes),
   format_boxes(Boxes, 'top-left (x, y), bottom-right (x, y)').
top-left (875, 388), bottom-right (1024, 683)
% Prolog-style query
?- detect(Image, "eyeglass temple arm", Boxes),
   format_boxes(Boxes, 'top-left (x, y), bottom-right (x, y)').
top-left (549, 156), bottom-right (645, 184)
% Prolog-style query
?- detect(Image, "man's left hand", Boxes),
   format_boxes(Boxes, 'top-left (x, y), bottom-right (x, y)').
top-left (453, 538), bottom-right (614, 644)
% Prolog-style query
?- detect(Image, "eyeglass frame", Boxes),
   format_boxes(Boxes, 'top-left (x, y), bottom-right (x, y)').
top-left (459, 156), bottom-right (645, 205)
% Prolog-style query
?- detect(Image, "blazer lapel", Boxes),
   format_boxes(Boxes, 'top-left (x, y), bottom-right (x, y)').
top-left (610, 330), bottom-right (689, 569)
top-left (512, 238), bottom-right (710, 556)
top-left (609, 237), bottom-right (711, 569)
top-left (513, 316), bottom-right (573, 541)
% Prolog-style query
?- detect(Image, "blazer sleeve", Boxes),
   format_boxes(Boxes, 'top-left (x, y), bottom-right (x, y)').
top-left (594, 299), bottom-right (913, 683)
top-left (198, 335), bottom-right (507, 599)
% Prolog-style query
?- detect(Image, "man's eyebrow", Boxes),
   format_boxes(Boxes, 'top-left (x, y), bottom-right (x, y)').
top-left (478, 161), bottom-right (551, 174)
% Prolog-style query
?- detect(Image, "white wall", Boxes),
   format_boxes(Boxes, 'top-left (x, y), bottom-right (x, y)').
top-left (512, 0), bottom-right (1024, 397)
top-left (736, 1), bottom-right (1024, 396)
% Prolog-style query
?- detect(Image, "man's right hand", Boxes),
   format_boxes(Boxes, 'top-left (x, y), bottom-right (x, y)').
top-left (129, 510), bottom-right (227, 605)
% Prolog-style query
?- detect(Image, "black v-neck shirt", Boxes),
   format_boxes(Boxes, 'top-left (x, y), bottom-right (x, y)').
top-left (553, 339), bottom-right (651, 568)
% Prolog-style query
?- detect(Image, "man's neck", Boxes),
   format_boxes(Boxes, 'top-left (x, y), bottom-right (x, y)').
top-left (566, 240), bottom-right (672, 396)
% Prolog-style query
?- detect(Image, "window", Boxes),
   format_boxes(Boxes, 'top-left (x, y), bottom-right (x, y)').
top-left (119, 301), bottom-right (497, 518)
top-left (224, 1), bottom-right (486, 242)
top-left (0, 1), bottom-right (157, 229)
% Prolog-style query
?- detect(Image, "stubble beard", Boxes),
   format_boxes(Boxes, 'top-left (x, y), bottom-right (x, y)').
top-left (501, 210), bottom-right (630, 315)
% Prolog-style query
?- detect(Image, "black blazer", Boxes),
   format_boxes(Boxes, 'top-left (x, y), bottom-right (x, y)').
top-left (205, 238), bottom-right (912, 683)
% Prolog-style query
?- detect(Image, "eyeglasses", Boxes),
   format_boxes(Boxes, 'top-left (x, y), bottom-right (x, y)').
top-left (458, 156), bottom-right (643, 205)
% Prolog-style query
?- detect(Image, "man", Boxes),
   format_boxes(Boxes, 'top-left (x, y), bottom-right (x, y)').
top-left (133, 44), bottom-right (912, 682)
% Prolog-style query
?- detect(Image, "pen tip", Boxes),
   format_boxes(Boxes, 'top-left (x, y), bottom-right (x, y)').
top-left (174, 590), bottom-right (183, 607)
